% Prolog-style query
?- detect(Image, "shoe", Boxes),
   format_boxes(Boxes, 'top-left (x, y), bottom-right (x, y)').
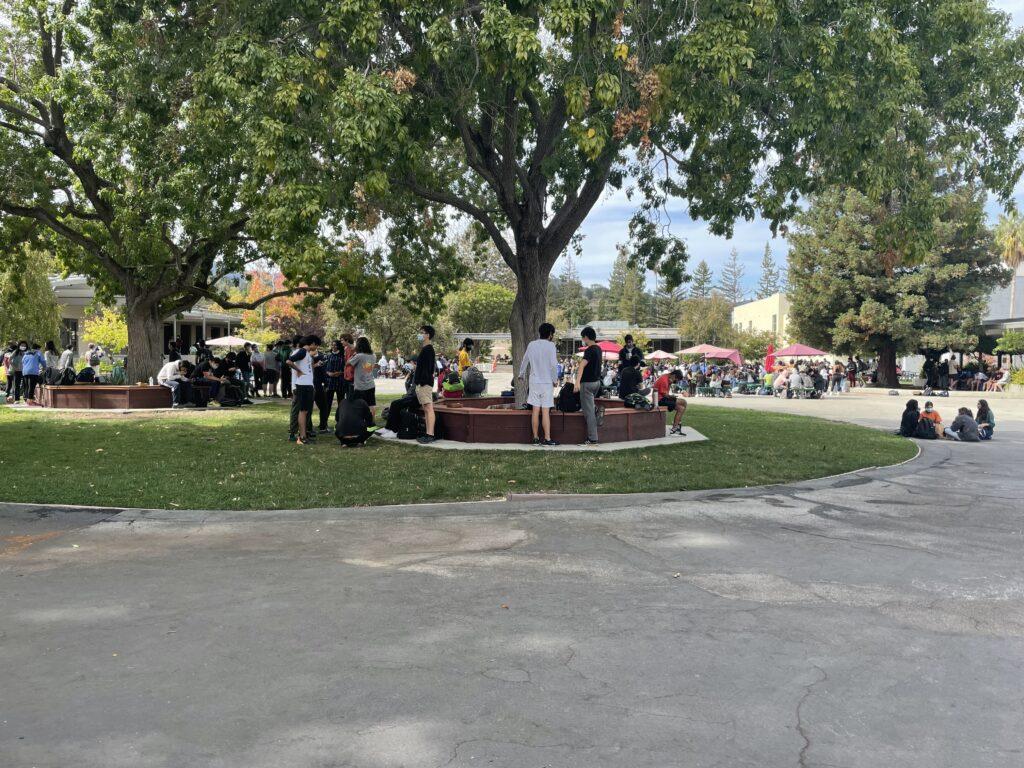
top-left (669, 426), bottom-right (681, 435)
top-left (172, 403), bottom-right (182, 409)
top-left (581, 439), bottom-right (599, 446)
top-left (295, 437), bottom-right (310, 446)
top-left (417, 434), bottom-right (437, 444)
top-left (532, 437), bottom-right (541, 446)
top-left (542, 439), bottom-right (560, 447)
top-left (377, 429), bottom-right (397, 439)
top-left (288, 434), bottom-right (297, 442)
top-left (318, 428), bottom-right (331, 434)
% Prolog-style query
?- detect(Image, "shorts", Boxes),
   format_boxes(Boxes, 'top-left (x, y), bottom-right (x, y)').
top-left (527, 385), bottom-right (554, 409)
top-left (295, 385), bottom-right (315, 411)
top-left (415, 385), bottom-right (434, 406)
top-left (265, 370), bottom-right (279, 384)
top-left (659, 395), bottom-right (678, 410)
top-left (352, 387), bottom-right (376, 407)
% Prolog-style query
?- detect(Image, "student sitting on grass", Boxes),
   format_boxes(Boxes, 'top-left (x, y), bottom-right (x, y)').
top-left (944, 407), bottom-right (981, 442)
top-left (898, 399), bottom-right (921, 437)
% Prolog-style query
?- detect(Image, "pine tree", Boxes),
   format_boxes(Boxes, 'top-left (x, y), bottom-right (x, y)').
top-left (653, 274), bottom-right (686, 327)
top-left (689, 260), bottom-right (714, 299)
top-left (717, 248), bottom-right (746, 305)
top-left (555, 254), bottom-right (590, 328)
top-left (617, 260), bottom-right (649, 325)
top-left (756, 243), bottom-right (782, 298)
top-left (604, 245), bottom-right (630, 314)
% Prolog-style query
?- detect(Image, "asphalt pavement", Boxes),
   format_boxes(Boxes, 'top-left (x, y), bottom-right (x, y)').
top-left (2, 393), bottom-right (1022, 767)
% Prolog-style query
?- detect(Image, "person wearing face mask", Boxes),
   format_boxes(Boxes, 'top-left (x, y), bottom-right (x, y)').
top-left (7, 342), bottom-right (27, 402)
top-left (20, 343), bottom-right (45, 404)
top-left (618, 334), bottom-right (643, 371)
top-left (919, 400), bottom-right (943, 433)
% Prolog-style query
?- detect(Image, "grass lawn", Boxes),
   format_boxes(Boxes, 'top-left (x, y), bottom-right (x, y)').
top-left (0, 399), bottom-right (916, 510)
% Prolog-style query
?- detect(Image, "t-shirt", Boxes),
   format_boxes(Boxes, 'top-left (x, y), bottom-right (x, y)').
top-left (653, 374), bottom-right (671, 399)
top-left (343, 346), bottom-right (355, 381)
top-left (618, 366), bottom-right (641, 398)
top-left (457, 349), bottom-right (472, 373)
top-left (288, 348), bottom-right (314, 387)
top-left (920, 410), bottom-right (942, 426)
top-left (235, 351), bottom-right (251, 372)
top-left (414, 345), bottom-right (436, 386)
top-left (337, 397), bottom-right (373, 436)
top-left (580, 344), bottom-right (602, 383)
top-left (348, 352), bottom-right (376, 391)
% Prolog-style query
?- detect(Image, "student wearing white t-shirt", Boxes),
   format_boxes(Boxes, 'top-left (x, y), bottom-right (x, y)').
top-left (518, 322), bottom-right (560, 446)
top-left (287, 335), bottom-right (320, 445)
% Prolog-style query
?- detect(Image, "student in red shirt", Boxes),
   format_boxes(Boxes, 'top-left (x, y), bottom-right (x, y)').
top-left (653, 369), bottom-right (688, 435)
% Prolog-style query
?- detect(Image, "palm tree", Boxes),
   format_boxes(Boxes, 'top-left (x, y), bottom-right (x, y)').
top-left (995, 212), bottom-right (1024, 319)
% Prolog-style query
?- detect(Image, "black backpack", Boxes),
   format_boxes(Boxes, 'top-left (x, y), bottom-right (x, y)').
top-left (915, 418), bottom-right (938, 440)
top-left (556, 383), bottom-right (580, 413)
top-left (58, 368), bottom-right (77, 386)
top-left (398, 408), bottom-right (425, 439)
top-left (462, 366), bottom-right (486, 395)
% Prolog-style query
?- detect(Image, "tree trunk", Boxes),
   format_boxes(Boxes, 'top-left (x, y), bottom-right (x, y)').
top-left (877, 340), bottom-right (899, 388)
top-left (125, 290), bottom-right (165, 385)
top-left (509, 258), bottom-right (550, 405)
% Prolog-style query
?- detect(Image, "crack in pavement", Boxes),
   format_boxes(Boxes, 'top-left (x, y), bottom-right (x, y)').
top-left (795, 665), bottom-right (828, 768)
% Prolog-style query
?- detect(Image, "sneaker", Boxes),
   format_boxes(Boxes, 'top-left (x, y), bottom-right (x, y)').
top-left (377, 429), bottom-right (397, 439)
top-left (318, 428), bottom-right (331, 434)
top-left (542, 439), bottom-right (560, 447)
top-left (417, 434), bottom-right (438, 444)
top-left (669, 426), bottom-right (681, 435)
top-left (288, 434), bottom-right (297, 442)
top-left (581, 439), bottom-right (599, 446)
top-left (532, 437), bottom-right (542, 446)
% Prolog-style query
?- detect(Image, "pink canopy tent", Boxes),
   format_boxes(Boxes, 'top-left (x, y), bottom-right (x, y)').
top-left (678, 344), bottom-right (718, 356)
top-left (678, 344), bottom-right (742, 366)
top-left (577, 340), bottom-right (622, 361)
top-left (774, 343), bottom-right (828, 357)
top-left (645, 350), bottom-right (676, 361)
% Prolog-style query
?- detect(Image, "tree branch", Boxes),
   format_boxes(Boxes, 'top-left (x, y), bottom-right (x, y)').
top-left (398, 175), bottom-right (515, 263)
top-left (194, 285), bottom-right (333, 310)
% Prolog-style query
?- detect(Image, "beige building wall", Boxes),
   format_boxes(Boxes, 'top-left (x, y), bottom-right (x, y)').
top-left (731, 292), bottom-right (791, 341)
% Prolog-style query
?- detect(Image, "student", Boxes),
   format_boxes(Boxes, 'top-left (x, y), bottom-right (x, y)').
top-left (85, 342), bottom-right (105, 368)
top-left (286, 335), bottom-right (319, 445)
top-left (574, 326), bottom-right (603, 445)
top-left (898, 399), bottom-right (920, 437)
top-left (518, 322), bottom-right (560, 446)
top-left (335, 393), bottom-right (376, 447)
top-left (21, 343), bottom-right (45, 403)
top-left (7, 342), bottom-right (25, 402)
top-left (617, 357), bottom-right (642, 399)
top-left (157, 359), bottom-right (193, 407)
top-left (262, 342), bottom-right (280, 396)
top-left (58, 343), bottom-right (74, 373)
top-left (339, 333), bottom-right (356, 399)
top-left (457, 338), bottom-right (474, 374)
top-left (278, 338), bottom-right (294, 398)
top-left (653, 369), bottom-right (688, 435)
top-left (346, 336), bottom-right (378, 417)
top-left (414, 325), bottom-right (438, 444)
top-left (322, 339), bottom-right (346, 428)
top-left (236, 343), bottom-right (253, 395)
top-left (920, 401), bottom-right (943, 432)
top-left (250, 344), bottom-right (265, 395)
top-left (976, 399), bottom-right (995, 440)
top-left (618, 334), bottom-right (643, 371)
top-left (945, 407), bottom-right (981, 442)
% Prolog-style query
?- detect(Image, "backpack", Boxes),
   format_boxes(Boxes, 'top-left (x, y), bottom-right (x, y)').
top-left (58, 368), bottom-right (77, 386)
top-left (556, 382), bottom-right (580, 413)
top-left (623, 392), bottom-right (653, 411)
top-left (461, 366), bottom-right (486, 395)
top-left (398, 408), bottom-right (425, 439)
top-left (76, 367), bottom-right (96, 383)
top-left (915, 418), bottom-right (937, 440)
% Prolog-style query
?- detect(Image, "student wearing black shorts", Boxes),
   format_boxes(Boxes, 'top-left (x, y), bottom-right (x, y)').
top-left (286, 335), bottom-right (320, 445)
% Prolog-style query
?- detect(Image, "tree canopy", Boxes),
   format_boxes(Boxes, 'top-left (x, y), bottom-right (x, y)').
top-left (0, 249), bottom-right (60, 344)
top-left (787, 180), bottom-right (1011, 386)
top-left (214, 0), bottom-right (1024, 383)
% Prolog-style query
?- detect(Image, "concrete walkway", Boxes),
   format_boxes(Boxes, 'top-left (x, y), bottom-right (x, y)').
top-left (1, 395), bottom-right (1022, 767)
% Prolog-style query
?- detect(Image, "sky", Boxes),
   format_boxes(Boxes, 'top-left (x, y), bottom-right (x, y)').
top-left (571, 0), bottom-right (1024, 295)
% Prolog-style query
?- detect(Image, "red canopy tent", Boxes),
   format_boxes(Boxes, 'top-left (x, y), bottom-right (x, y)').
top-left (577, 340), bottom-right (622, 361)
top-left (774, 343), bottom-right (828, 357)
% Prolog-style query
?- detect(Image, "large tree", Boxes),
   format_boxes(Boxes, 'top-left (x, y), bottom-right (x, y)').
top-left (222, 0), bottom-right (1024, 389)
top-left (0, 248), bottom-right (60, 344)
top-left (788, 181), bottom-right (1011, 386)
top-left (678, 294), bottom-right (735, 347)
top-left (688, 260), bottom-right (715, 299)
top-left (756, 244), bottom-right (782, 299)
top-left (0, 1), bottom-right (469, 381)
top-left (716, 248), bottom-right (746, 305)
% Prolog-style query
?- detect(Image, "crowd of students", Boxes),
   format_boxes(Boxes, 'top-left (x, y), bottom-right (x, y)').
top-left (2, 340), bottom-right (104, 404)
top-left (898, 399), bottom-right (995, 442)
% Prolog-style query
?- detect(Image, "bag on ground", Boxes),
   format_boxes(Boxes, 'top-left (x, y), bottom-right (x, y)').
top-left (914, 418), bottom-right (938, 440)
